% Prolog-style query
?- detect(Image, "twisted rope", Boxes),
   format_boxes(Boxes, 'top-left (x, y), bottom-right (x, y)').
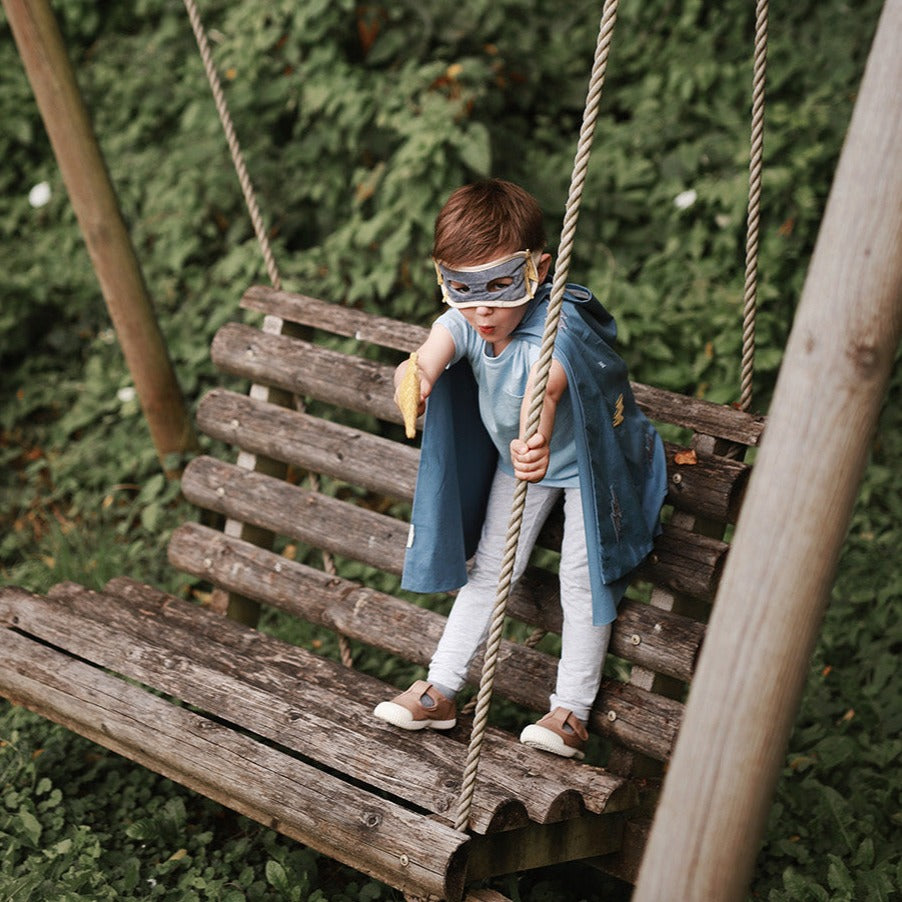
top-left (739, 0), bottom-right (769, 412)
top-left (454, 0), bottom-right (621, 833)
top-left (183, 0), bottom-right (281, 291)
top-left (185, 0), bottom-right (354, 668)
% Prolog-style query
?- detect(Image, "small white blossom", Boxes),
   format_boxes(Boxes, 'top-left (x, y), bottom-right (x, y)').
top-left (28, 181), bottom-right (52, 208)
top-left (117, 386), bottom-right (137, 403)
top-left (674, 189), bottom-right (698, 210)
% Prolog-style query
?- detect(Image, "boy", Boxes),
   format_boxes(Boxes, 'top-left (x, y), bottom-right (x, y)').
top-left (374, 179), bottom-right (667, 759)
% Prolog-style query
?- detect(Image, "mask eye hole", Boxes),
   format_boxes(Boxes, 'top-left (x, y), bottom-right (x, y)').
top-left (449, 281), bottom-right (470, 293)
top-left (486, 277), bottom-right (514, 292)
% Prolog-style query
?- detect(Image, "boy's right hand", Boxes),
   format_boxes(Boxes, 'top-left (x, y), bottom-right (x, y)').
top-left (510, 432), bottom-right (551, 482)
top-left (393, 358), bottom-right (428, 418)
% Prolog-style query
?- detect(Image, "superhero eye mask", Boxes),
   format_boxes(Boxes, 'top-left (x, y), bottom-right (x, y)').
top-left (435, 250), bottom-right (540, 308)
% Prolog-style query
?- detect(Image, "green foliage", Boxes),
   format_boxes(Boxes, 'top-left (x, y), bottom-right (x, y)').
top-left (0, 703), bottom-right (400, 900)
top-left (0, 0), bottom-right (896, 899)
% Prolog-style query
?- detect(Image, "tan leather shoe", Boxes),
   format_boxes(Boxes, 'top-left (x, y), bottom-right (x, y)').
top-left (373, 680), bottom-right (457, 730)
top-left (519, 707), bottom-right (588, 759)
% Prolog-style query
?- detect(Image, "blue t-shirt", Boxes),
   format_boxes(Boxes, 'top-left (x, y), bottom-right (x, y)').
top-left (435, 308), bottom-right (578, 487)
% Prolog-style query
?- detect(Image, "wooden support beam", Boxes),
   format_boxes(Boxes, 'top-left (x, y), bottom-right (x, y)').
top-left (3, 0), bottom-right (197, 471)
top-left (635, 2), bottom-right (902, 899)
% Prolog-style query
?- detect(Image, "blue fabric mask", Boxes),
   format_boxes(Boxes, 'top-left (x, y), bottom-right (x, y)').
top-left (435, 250), bottom-right (540, 308)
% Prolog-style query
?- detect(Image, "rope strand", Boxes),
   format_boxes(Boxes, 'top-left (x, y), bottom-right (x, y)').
top-left (455, 0), bottom-right (621, 834)
top-left (185, 1), bottom-right (354, 667)
top-left (183, 0), bottom-right (281, 290)
top-left (739, 0), bottom-right (769, 412)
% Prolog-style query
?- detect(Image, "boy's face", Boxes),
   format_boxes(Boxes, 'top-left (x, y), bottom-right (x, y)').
top-left (443, 247), bottom-right (551, 351)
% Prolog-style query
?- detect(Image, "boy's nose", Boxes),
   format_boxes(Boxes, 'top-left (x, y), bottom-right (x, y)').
top-left (475, 305), bottom-right (494, 316)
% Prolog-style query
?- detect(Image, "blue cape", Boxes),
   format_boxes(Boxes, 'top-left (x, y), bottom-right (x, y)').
top-left (401, 283), bottom-right (667, 625)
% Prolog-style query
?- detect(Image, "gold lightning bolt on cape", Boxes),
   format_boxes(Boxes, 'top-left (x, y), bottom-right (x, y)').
top-left (399, 352), bottom-right (421, 439)
top-left (612, 393), bottom-right (625, 428)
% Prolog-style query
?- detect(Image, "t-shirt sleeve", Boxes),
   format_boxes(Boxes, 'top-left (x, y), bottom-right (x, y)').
top-left (434, 308), bottom-right (469, 366)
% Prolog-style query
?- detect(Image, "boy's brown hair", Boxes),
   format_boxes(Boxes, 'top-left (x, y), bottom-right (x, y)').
top-left (432, 179), bottom-right (547, 264)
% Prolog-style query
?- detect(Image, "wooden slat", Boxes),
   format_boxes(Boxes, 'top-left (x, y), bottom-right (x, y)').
top-left (661, 440), bottom-right (749, 523)
top-left (169, 524), bottom-right (704, 681)
top-left (632, 382), bottom-right (765, 446)
top-left (168, 523), bottom-right (683, 761)
top-left (198, 388), bottom-right (747, 525)
top-left (507, 569), bottom-right (704, 683)
top-left (211, 323), bottom-right (401, 426)
top-left (466, 812), bottom-right (626, 881)
top-left (242, 284), bottom-right (428, 353)
top-left (238, 286), bottom-right (766, 446)
top-left (181, 455), bottom-right (408, 575)
top-left (196, 388), bottom-right (419, 500)
top-left (638, 527), bottom-right (728, 603)
top-left (180, 456), bottom-right (728, 604)
top-left (0, 602), bottom-right (468, 902)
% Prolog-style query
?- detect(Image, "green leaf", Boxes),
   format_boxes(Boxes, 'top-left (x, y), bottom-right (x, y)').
top-left (18, 808), bottom-right (42, 845)
top-left (265, 859), bottom-right (289, 891)
top-left (826, 854), bottom-right (854, 895)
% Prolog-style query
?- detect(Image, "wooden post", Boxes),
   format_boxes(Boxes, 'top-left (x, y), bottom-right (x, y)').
top-left (4, 0), bottom-right (197, 471)
top-left (635, 2), bottom-right (902, 899)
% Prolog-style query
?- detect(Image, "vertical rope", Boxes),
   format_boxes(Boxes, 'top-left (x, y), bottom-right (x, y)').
top-left (454, 0), bottom-right (621, 834)
top-left (185, 0), bottom-right (354, 668)
top-left (739, 0), bottom-right (769, 412)
top-left (183, 0), bottom-right (281, 291)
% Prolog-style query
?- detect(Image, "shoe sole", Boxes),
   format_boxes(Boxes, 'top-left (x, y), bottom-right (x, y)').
top-left (373, 701), bottom-right (456, 731)
top-left (519, 724), bottom-right (585, 759)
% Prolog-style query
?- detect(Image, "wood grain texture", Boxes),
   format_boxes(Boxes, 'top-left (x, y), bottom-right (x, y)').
top-left (0, 600), bottom-right (468, 901)
top-left (168, 523), bottom-right (683, 762)
top-left (239, 283), bottom-right (765, 444)
top-left (196, 388), bottom-right (748, 524)
top-left (636, 5), bottom-right (902, 896)
top-left (179, 455), bottom-right (728, 603)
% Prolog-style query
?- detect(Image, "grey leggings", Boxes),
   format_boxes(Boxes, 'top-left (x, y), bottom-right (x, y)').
top-left (428, 468), bottom-right (612, 722)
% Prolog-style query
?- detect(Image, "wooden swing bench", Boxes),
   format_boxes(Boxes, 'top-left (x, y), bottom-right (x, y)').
top-left (0, 285), bottom-right (765, 901)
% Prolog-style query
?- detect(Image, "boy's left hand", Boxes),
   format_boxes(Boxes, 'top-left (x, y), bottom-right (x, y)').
top-left (510, 433), bottom-right (550, 483)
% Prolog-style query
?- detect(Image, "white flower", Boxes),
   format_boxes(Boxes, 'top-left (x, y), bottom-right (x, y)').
top-left (117, 386), bottom-right (137, 403)
top-left (674, 189), bottom-right (698, 210)
top-left (28, 181), bottom-right (52, 208)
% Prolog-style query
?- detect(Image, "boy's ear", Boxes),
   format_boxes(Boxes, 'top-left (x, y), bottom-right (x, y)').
top-left (537, 253), bottom-right (552, 282)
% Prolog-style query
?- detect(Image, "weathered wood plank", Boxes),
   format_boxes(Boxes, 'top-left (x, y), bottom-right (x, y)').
top-left (0, 609), bottom-right (469, 901)
top-left (238, 285), bottom-right (766, 445)
top-left (196, 388), bottom-right (419, 499)
top-left (180, 456), bottom-right (728, 604)
top-left (661, 440), bottom-right (750, 523)
top-left (197, 388), bottom-right (747, 525)
top-left (638, 527), bottom-right (728, 603)
top-left (211, 322), bottom-right (401, 426)
top-left (466, 812), bottom-right (625, 881)
top-left (507, 569), bottom-right (704, 683)
top-left (241, 284), bottom-right (428, 353)
top-left (630, 383), bottom-right (765, 446)
top-left (181, 455), bottom-right (408, 576)
top-left (168, 524), bottom-right (683, 761)
top-left (170, 520), bottom-right (700, 684)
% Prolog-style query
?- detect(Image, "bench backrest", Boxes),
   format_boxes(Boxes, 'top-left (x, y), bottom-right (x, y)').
top-left (168, 285), bottom-right (766, 773)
